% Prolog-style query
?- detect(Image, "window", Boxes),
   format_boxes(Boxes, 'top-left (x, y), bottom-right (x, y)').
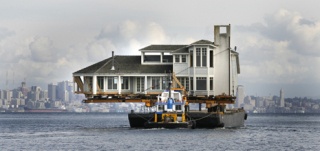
top-left (210, 50), bottom-right (213, 67)
top-left (122, 77), bottom-right (129, 90)
top-left (137, 77), bottom-right (144, 92)
top-left (210, 77), bottom-right (213, 90)
top-left (107, 77), bottom-right (117, 90)
top-left (190, 50), bottom-right (193, 67)
top-left (84, 76), bottom-right (93, 92)
top-left (97, 76), bottom-right (104, 91)
top-left (158, 105), bottom-right (164, 110)
top-left (196, 48), bottom-right (201, 67)
top-left (152, 77), bottom-right (161, 90)
top-left (177, 77), bottom-right (189, 91)
top-left (181, 55), bottom-right (186, 63)
top-left (161, 77), bottom-right (167, 89)
top-left (202, 48), bottom-right (207, 67)
top-left (175, 55), bottom-right (180, 63)
top-left (196, 77), bottom-right (207, 90)
top-left (185, 77), bottom-right (189, 91)
top-left (177, 77), bottom-right (184, 88)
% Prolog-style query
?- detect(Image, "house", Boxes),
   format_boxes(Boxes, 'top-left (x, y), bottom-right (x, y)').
top-left (73, 25), bottom-right (240, 98)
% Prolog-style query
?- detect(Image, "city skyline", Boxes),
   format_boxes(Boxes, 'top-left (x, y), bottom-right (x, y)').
top-left (2, 80), bottom-right (320, 113)
top-left (1, 1), bottom-right (320, 97)
top-left (0, 80), bottom-right (303, 100)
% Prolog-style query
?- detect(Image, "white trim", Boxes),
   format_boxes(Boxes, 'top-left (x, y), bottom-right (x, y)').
top-left (118, 75), bottom-right (121, 94)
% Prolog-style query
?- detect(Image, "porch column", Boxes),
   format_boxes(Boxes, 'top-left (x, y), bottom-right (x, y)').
top-left (92, 75), bottom-right (97, 95)
top-left (144, 76), bottom-right (147, 94)
top-left (141, 52), bottom-right (145, 64)
top-left (118, 75), bottom-right (121, 95)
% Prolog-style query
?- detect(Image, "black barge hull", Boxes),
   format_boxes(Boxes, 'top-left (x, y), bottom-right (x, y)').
top-left (128, 110), bottom-right (246, 128)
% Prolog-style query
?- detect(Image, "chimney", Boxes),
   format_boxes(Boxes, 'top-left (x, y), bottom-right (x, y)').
top-left (110, 51), bottom-right (115, 70)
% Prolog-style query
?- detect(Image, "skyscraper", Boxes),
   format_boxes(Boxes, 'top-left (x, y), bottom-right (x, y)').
top-left (236, 85), bottom-right (245, 108)
top-left (20, 81), bottom-right (28, 97)
top-left (29, 86), bottom-right (40, 101)
top-left (48, 83), bottom-right (57, 101)
top-left (57, 81), bottom-right (73, 102)
top-left (280, 88), bottom-right (284, 107)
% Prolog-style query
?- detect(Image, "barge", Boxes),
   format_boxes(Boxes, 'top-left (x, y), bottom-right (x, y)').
top-left (127, 90), bottom-right (247, 129)
top-left (129, 110), bottom-right (246, 129)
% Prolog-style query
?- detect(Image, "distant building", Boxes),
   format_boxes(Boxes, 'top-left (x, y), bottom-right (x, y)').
top-left (40, 90), bottom-right (48, 100)
top-left (0, 90), bottom-right (3, 99)
top-left (20, 81), bottom-right (29, 98)
top-left (10, 98), bottom-right (25, 108)
top-left (2, 90), bottom-right (12, 102)
top-left (12, 89), bottom-right (23, 99)
top-left (28, 86), bottom-right (41, 101)
top-left (57, 81), bottom-right (73, 102)
top-left (236, 85), bottom-right (245, 107)
top-left (48, 83), bottom-right (57, 101)
top-left (280, 88), bottom-right (284, 107)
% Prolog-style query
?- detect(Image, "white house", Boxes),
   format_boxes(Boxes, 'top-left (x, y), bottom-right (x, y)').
top-left (73, 25), bottom-right (240, 98)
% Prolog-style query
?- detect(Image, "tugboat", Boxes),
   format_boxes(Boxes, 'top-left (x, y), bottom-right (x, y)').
top-left (138, 74), bottom-right (195, 129)
top-left (142, 90), bottom-right (194, 129)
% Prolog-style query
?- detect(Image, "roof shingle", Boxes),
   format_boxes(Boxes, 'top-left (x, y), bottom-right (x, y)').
top-left (73, 56), bottom-right (172, 74)
top-left (191, 39), bottom-right (214, 45)
top-left (140, 45), bottom-right (187, 51)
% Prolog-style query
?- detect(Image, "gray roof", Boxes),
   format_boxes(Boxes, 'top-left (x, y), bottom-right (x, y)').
top-left (139, 40), bottom-right (213, 51)
top-left (74, 40), bottom-right (216, 75)
top-left (73, 56), bottom-right (172, 74)
top-left (191, 39), bottom-right (214, 45)
top-left (171, 47), bottom-right (189, 53)
top-left (140, 45), bottom-right (187, 51)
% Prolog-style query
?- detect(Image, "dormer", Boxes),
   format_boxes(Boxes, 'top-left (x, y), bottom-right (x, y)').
top-left (139, 45), bottom-right (187, 65)
top-left (187, 40), bottom-right (216, 68)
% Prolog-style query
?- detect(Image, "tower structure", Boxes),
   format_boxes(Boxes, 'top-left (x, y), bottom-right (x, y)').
top-left (48, 83), bottom-right (57, 101)
top-left (236, 85), bottom-right (245, 107)
top-left (280, 88), bottom-right (284, 107)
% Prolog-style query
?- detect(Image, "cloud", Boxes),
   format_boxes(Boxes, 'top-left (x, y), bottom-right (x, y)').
top-left (86, 39), bottom-right (116, 62)
top-left (29, 36), bottom-right (57, 62)
top-left (255, 9), bottom-right (320, 56)
top-left (119, 20), bottom-right (139, 40)
top-left (235, 9), bottom-right (320, 96)
top-left (0, 20), bottom-right (174, 90)
top-left (144, 22), bottom-right (167, 44)
top-left (0, 27), bottom-right (14, 41)
top-left (87, 20), bottom-right (170, 61)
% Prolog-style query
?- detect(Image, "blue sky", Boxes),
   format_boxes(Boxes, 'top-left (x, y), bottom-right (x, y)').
top-left (1, 0), bottom-right (320, 97)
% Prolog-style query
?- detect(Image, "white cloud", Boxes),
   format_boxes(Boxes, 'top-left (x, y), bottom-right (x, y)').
top-left (0, 20), bottom-right (174, 89)
top-left (86, 39), bottom-right (116, 62)
top-left (0, 27), bottom-right (14, 41)
top-left (88, 20), bottom-right (171, 57)
top-left (236, 9), bottom-right (320, 96)
top-left (119, 20), bottom-right (139, 40)
top-left (144, 22), bottom-right (168, 44)
top-left (29, 36), bottom-right (57, 62)
top-left (257, 9), bottom-right (320, 56)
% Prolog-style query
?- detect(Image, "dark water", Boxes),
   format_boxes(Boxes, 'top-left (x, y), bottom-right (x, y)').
top-left (1, 113), bottom-right (320, 151)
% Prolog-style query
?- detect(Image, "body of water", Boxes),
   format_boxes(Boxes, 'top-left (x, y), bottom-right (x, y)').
top-left (1, 113), bottom-right (320, 150)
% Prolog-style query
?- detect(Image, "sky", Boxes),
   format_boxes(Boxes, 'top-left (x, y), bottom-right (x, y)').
top-left (1, 0), bottom-right (320, 98)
